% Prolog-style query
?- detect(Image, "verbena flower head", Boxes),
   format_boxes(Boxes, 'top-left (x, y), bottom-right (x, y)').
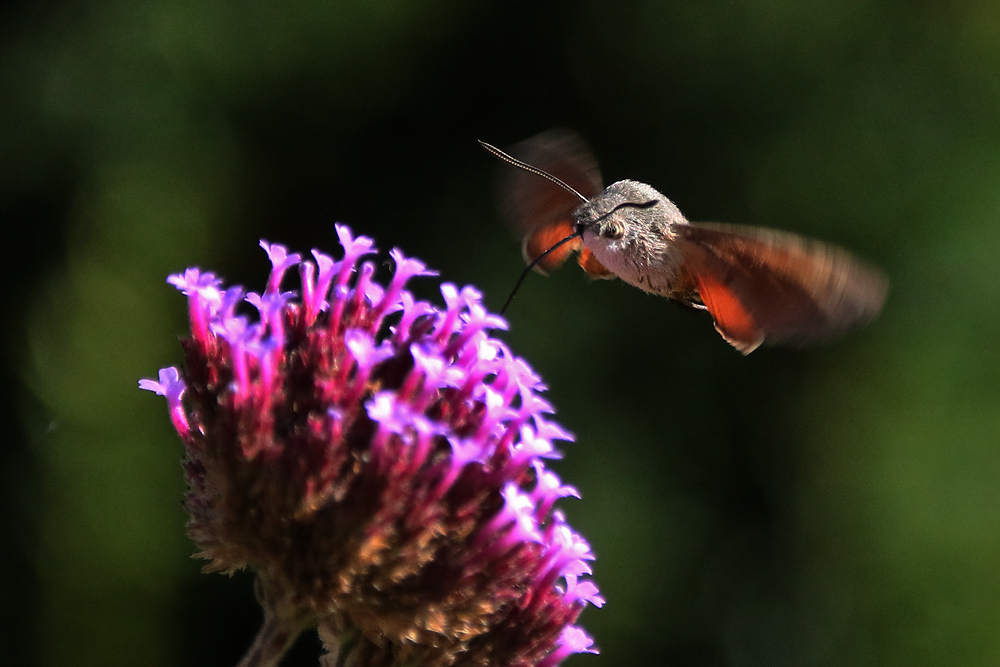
top-left (140, 225), bottom-right (602, 667)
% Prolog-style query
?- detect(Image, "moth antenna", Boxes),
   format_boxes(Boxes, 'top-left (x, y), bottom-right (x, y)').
top-left (500, 229), bottom-right (583, 315)
top-left (479, 140), bottom-right (589, 203)
top-left (594, 199), bottom-right (660, 222)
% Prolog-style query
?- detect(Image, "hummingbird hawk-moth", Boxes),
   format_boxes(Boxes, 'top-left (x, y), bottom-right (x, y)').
top-left (482, 130), bottom-right (888, 354)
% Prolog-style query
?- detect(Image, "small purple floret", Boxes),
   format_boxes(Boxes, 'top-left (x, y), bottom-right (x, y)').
top-left (138, 367), bottom-right (189, 436)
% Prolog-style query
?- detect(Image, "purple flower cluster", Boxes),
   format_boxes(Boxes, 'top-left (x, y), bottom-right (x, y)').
top-left (140, 225), bottom-right (602, 667)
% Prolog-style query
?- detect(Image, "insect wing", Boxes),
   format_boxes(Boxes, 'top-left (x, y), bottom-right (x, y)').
top-left (677, 222), bottom-right (888, 353)
top-left (499, 130), bottom-right (604, 274)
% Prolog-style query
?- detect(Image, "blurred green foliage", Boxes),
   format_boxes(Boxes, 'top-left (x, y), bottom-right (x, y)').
top-left (2, 0), bottom-right (999, 665)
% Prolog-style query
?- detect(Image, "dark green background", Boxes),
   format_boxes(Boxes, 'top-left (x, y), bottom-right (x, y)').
top-left (3, 1), bottom-right (999, 665)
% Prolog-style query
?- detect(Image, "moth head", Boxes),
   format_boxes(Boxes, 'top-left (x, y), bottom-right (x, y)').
top-left (574, 180), bottom-right (683, 245)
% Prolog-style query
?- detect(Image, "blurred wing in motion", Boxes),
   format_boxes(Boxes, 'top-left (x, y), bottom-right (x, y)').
top-left (498, 130), bottom-right (612, 277)
top-left (676, 222), bottom-right (889, 353)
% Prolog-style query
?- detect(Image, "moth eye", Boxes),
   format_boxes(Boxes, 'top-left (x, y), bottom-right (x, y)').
top-left (604, 220), bottom-right (626, 240)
